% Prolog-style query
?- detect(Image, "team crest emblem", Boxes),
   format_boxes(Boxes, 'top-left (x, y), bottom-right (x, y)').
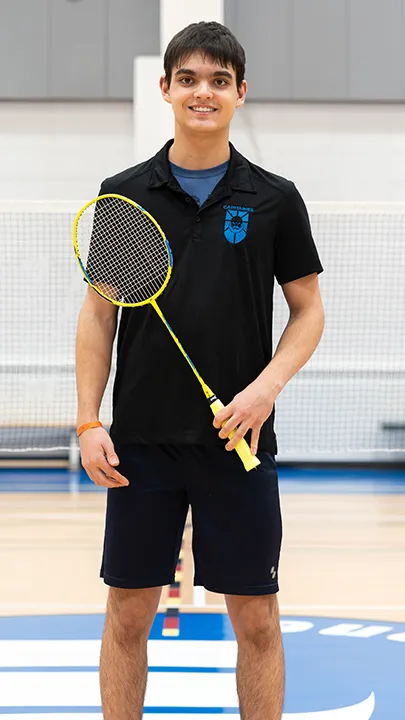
top-left (223, 205), bottom-right (254, 244)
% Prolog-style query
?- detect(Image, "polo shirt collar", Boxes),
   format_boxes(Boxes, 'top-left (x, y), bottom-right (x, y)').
top-left (148, 139), bottom-right (256, 194)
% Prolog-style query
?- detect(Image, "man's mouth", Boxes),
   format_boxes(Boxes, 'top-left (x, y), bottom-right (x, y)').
top-left (189, 106), bottom-right (217, 113)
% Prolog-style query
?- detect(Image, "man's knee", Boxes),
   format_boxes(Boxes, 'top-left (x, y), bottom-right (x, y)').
top-left (225, 594), bottom-right (281, 650)
top-left (106, 586), bottom-right (162, 646)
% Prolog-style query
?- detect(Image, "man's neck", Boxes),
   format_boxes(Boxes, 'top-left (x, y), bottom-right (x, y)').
top-left (168, 128), bottom-right (230, 170)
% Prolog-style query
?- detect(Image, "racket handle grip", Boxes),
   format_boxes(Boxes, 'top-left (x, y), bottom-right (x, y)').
top-left (209, 398), bottom-right (261, 472)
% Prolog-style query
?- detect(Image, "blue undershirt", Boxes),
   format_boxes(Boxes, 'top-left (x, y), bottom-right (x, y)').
top-left (169, 160), bottom-right (229, 207)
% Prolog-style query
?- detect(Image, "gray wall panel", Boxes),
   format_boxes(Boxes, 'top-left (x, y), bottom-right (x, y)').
top-left (224, 0), bottom-right (238, 33)
top-left (226, 0), bottom-right (293, 101)
top-left (402, 0), bottom-right (405, 99)
top-left (108, 0), bottom-right (160, 99)
top-left (293, 0), bottom-right (348, 100)
top-left (0, 0), bottom-right (48, 98)
top-left (49, 0), bottom-right (107, 99)
top-left (349, 0), bottom-right (402, 100)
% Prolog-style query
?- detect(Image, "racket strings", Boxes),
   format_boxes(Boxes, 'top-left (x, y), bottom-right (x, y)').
top-left (77, 196), bottom-right (170, 304)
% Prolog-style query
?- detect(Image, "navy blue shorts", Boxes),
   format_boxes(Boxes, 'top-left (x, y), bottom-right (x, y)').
top-left (100, 444), bottom-right (282, 596)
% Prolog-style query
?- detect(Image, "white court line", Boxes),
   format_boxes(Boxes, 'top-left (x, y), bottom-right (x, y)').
top-left (0, 670), bottom-right (239, 706)
top-left (0, 640), bottom-right (238, 668)
top-left (0, 630), bottom-right (315, 669)
top-left (192, 586), bottom-right (207, 606)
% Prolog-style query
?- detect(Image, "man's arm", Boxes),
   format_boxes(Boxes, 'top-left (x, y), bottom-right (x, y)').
top-left (213, 273), bottom-right (325, 454)
top-left (260, 272), bottom-right (325, 394)
top-left (76, 286), bottom-right (129, 487)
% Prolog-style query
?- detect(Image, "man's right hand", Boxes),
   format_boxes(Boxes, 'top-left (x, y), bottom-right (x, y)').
top-left (79, 426), bottom-right (129, 488)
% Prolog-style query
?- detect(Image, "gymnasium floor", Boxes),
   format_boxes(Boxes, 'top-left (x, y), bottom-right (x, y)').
top-left (0, 466), bottom-right (404, 718)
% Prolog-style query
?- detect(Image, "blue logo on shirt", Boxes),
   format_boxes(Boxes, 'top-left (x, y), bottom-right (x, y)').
top-left (223, 205), bottom-right (254, 244)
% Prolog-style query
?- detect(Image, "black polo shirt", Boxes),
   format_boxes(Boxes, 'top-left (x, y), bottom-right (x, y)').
top-left (102, 140), bottom-right (323, 454)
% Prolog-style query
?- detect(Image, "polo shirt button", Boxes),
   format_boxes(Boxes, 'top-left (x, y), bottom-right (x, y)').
top-left (196, 216), bottom-right (201, 222)
top-left (185, 196), bottom-right (191, 203)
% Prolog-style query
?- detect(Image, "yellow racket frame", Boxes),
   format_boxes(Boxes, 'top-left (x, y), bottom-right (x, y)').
top-left (73, 194), bottom-right (173, 307)
top-left (73, 194), bottom-right (260, 472)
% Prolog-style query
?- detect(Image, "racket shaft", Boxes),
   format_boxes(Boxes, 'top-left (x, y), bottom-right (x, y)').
top-left (151, 301), bottom-right (260, 472)
top-left (151, 300), bottom-right (211, 398)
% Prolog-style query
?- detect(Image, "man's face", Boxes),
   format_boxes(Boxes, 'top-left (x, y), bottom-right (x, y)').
top-left (160, 53), bottom-right (247, 135)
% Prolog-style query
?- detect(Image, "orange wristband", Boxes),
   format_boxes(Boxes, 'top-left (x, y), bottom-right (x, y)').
top-left (76, 421), bottom-right (102, 437)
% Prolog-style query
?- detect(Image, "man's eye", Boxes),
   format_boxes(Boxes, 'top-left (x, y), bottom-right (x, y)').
top-left (215, 79), bottom-right (228, 86)
top-left (180, 77), bottom-right (193, 84)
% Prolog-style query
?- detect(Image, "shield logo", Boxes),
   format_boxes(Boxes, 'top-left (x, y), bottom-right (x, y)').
top-left (224, 207), bottom-right (252, 244)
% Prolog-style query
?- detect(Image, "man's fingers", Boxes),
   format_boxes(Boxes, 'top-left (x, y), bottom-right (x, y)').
top-left (102, 442), bottom-right (120, 467)
top-left (213, 404), bottom-right (233, 429)
top-left (218, 414), bottom-right (240, 439)
top-left (250, 426), bottom-right (261, 455)
top-left (83, 457), bottom-right (129, 487)
top-left (225, 420), bottom-right (251, 451)
top-left (99, 457), bottom-right (129, 485)
top-left (92, 469), bottom-right (125, 489)
top-left (107, 452), bottom-right (119, 466)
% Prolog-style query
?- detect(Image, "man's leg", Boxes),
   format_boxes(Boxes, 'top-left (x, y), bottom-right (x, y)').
top-left (99, 444), bottom-right (189, 717)
top-left (100, 586), bottom-right (162, 720)
top-left (225, 593), bottom-right (284, 720)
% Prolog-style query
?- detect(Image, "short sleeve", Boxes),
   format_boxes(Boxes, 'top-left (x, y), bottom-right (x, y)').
top-left (275, 183), bottom-right (323, 285)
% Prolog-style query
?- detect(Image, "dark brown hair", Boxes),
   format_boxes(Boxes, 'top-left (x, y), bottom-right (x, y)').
top-left (164, 21), bottom-right (246, 88)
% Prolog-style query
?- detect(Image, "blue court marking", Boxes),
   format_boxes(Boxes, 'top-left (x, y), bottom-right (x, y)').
top-left (0, 469), bottom-right (102, 493)
top-left (1, 466), bottom-right (405, 493)
top-left (0, 613), bottom-right (404, 718)
top-left (0, 613), bottom-right (233, 641)
top-left (280, 466), bottom-right (405, 493)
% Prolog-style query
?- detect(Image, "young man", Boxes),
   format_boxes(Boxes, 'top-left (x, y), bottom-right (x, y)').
top-left (76, 21), bottom-right (324, 720)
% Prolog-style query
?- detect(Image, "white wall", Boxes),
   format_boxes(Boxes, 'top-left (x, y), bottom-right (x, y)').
top-left (1, 100), bottom-right (404, 202)
top-left (232, 103), bottom-right (405, 202)
top-left (0, 102), bottom-right (134, 202)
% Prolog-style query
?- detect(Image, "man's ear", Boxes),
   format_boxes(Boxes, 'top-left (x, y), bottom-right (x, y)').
top-left (160, 75), bottom-right (172, 104)
top-left (236, 79), bottom-right (247, 108)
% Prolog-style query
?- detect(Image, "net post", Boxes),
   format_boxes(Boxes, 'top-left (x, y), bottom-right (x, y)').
top-left (68, 432), bottom-right (81, 493)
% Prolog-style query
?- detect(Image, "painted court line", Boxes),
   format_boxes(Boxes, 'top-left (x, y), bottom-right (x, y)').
top-left (0, 640), bottom-right (237, 668)
top-left (0, 671), bottom-right (239, 707)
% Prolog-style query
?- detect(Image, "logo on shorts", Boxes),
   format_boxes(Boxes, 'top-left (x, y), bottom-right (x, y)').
top-left (223, 205), bottom-right (254, 244)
